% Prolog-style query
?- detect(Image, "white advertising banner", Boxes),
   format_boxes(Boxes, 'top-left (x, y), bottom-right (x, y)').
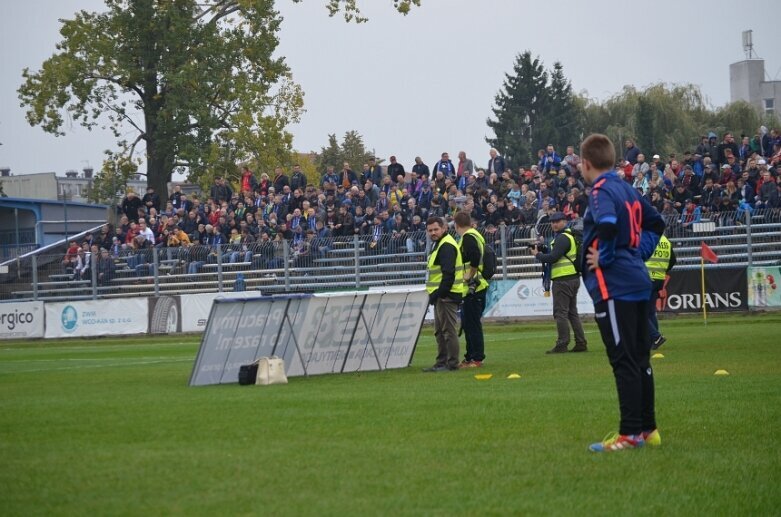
top-left (45, 299), bottom-right (149, 338)
top-left (0, 301), bottom-right (45, 340)
top-left (484, 279), bottom-right (594, 318)
top-left (180, 292), bottom-right (265, 333)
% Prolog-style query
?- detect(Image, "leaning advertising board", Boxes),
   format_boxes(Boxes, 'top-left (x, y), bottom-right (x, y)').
top-left (179, 292), bottom-right (266, 333)
top-left (747, 266), bottom-right (781, 308)
top-left (0, 301), bottom-right (45, 340)
top-left (658, 267), bottom-right (748, 313)
top-left (45, 299), bottom-right (149, 338)
top-left (189, 289), bottom-right (428, 386)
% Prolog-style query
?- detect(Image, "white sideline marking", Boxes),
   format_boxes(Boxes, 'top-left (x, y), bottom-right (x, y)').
top-left (0, 357), bottom-right (191, 375)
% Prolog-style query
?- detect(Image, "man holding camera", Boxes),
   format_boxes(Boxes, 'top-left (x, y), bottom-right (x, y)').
top-left (424, 216), bottom-right (467, 372)
top-left (454, 212), bottom-right (488, 368)
top-left (530, 212), bottom-right (587, 354)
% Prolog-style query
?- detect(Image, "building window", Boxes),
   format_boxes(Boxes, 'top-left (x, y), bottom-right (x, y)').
top-left (765, 98), bottom-right (775, 114)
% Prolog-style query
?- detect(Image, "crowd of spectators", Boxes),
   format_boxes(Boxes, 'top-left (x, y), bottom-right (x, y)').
top-left (64, 127), bottom-right (781, 281)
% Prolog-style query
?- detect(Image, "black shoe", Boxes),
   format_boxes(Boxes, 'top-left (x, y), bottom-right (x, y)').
top-left (570, 345), bottom-right (588, 352)
top-left (545, 346), bottom-right (569, 354)
top-left (422, 365), bottom-right (454, 372)
top-left (652, 336), bottom-right (667, 350)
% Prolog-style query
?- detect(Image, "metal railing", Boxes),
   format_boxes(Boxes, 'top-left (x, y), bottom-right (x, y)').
top-left (1, 210), bottom-right (779, 302)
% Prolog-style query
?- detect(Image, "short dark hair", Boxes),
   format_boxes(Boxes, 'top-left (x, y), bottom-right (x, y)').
top-left (426, 216), bottom-right (445, 227)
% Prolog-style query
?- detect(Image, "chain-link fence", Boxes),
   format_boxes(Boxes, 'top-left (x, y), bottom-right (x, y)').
top-left (2, 213), bottom-right (779, 301)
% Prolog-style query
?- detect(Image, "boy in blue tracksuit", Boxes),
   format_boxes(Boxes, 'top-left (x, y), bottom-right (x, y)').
top-left (579, 134), bottom-right (666, 452)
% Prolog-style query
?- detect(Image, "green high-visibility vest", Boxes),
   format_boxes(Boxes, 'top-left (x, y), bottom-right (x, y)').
top-left (426, 233), bottom-right (467, 296)
top-left (461, 228), bottom-right (489, 293)
top-left (550, 229), bottom-right (578, 280)
top-left (646, 235), bottom-right (672, 281)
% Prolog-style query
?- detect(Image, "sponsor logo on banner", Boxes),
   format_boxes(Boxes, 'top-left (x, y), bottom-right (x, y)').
top-left (0, 301), bottom-right (45, 340)
top-left (45, 299), bottom-right (149, 338)
top-left (483, 279), bottom-right (594, 318)
top-left (748, 267), bottom-right (781, 308)
top-left (61, 305), bottom-right (78, 333)
top-left (659, 268), bottom-right (748, 313)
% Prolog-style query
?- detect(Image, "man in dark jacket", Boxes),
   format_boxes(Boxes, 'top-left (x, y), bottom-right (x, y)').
top-left (121, 191), bottom-right (144, 223)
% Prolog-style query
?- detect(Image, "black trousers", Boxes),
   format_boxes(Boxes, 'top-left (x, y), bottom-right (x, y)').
top-left (594, 299), bottom-right (656, 436)
top-left (462, 289), bottom-right (486, 362)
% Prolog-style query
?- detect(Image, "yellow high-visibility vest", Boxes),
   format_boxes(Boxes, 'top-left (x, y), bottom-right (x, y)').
top-left (461, 228), bottom-right (489, 293)
top-left (550, 229), bottom-right (578, 280)
top-left (426, 233), bottom-right (467, 296)
top-left (646, 235), bottom-right (672, 281)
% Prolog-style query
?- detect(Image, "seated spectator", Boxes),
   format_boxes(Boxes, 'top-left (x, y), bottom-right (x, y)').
top-left (62, 240), bottom-right (79, 274)
top-left (96, 248), bottom-right (116, 286)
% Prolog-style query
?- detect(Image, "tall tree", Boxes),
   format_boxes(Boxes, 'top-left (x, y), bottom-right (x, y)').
top-left (293, 0), bottom-right (421, 22)
top-left (545, 62), bottom-right (583, 150)
top-left (315, 130), bottom-right (375, 176)
top-left (18, 0), bottom-right (303, 201)
top-left (486, 51), bottom-right (548, 168)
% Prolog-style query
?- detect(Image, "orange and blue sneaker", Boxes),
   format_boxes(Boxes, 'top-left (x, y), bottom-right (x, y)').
top-left (588, 432), bottom-right (644, 452)
top-left (642, 429), bottom-right (662, 447)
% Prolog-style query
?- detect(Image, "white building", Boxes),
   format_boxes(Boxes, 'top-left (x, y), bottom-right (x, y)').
top-left (730, 58), bottom-right (781, 118)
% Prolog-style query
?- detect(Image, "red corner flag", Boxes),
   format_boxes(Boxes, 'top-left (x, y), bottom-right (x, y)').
top-left (701, 242), bottom-right (718, 264)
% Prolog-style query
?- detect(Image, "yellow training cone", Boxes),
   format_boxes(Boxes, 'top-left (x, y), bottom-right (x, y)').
top-left (652, 353), bottom-right (665, 359)
top-left (714, 369), bottom-right (730, 376)
top-left (474, 374), bottom-right (493, 381)
top-left (507, 373), bottom-right (522, 379)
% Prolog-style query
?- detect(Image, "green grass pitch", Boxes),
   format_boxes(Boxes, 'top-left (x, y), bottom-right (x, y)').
top-left (1, 313), bottom-right (779, 515)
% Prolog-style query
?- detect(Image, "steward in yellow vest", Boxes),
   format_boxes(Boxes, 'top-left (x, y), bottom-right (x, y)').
top-left (423, 217), bottom-right (466, 372)
top-left (531, 212), bottom-right (587, 354)
top-left (454, 212), bottom-right (487, 367)
top-left (646, 235), bottom-right (676, 350)
top-left (645, 235), bottom-right (673, 281)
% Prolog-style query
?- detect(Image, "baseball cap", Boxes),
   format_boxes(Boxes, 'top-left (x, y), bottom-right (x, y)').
top-left (721, 164), bottom-right (731, 169)
top-left (549, 212), bottom-right (567, 222)
top-left (653, 154), bottom-right (660, 159)
top-left (758, 159), bottom-right (767, 165)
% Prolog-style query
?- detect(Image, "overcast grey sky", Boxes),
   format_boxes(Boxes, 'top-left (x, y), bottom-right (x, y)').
top-left (1, 0), bottom-right (778, 178)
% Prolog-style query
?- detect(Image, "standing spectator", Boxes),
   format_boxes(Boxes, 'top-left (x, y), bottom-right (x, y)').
top-left (272, 166), bottom-right (289, 193)
top-left (539, 144), bottom-right (562, 174)
top-left (624, 139), bottom-right (641, 165)
top-left (487, 148), bottom-right (506, 176)
top-left (142, 187), bottom-right (160, 214)
top-left (240, 166), bottom-right (258, 195)
top-left (531, 212), bottom-right (587, 354)
top-left (457, 151), bottom-right (474, 181)
top-left (290, 164), bottom-right (307, 192)
top-left (169, 184), bottom-right (187, 212)
top-left (339, 162), bottom-right (358, 189)
top-left (368, 157), bottom-right (384, 186)
top-left (715, 132), bottom-right (740, 168)
top-left (695, 135), bottom-right (712, 158)
top-left (386, 156), bottom-right (404, 180)
top-left (120, 190), bottom-right (144, 223)
top-left (433, 152), bottom-right (456, 179)
top-left (423, 216), bottom-right (466, 372)
top-left (562, 145), bottom-right (581, 175)
top-left (209, 177), bottom-right (232, 202)
top-left (412, 156), bottom-right (430, 178)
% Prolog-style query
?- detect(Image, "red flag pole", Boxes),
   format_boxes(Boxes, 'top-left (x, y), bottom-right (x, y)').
top-left (701, 255), bottom-right (707, 326)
